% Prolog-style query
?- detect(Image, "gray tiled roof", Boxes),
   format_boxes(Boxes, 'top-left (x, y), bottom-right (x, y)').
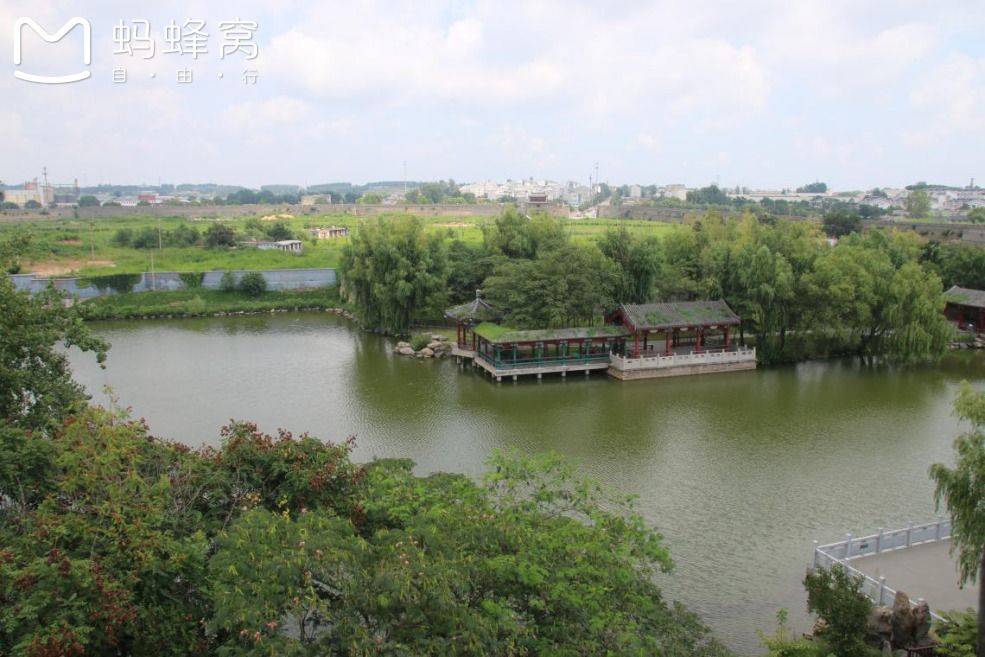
top-left (944, 285), bottom-right (985, 309)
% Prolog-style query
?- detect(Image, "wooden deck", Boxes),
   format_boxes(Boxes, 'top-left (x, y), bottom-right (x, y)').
top-left (472, 353), bottom-right (610, 381)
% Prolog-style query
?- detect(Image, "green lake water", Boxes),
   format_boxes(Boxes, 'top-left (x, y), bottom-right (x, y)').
top-left (67, 313), bottom-right (984, 654)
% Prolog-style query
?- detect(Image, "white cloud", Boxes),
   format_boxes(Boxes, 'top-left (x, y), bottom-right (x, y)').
top-left (910, 53), bottom-right (985, 136)
top-left (221, 96), bottom-right (311, 131)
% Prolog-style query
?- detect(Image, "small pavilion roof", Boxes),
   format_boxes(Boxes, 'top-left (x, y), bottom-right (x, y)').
top-left (444, 296), bottom-right (503, 323)
top-left (473, 322), bottom-right (628, 344)
top-left (618, 300), bottom-right (740, 331)
top-left (944, 285), bottom-right (985, 309)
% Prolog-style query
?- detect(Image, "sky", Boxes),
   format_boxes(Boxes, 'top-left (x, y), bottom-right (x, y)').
top-left (2, 0), bottom-right (984, 191)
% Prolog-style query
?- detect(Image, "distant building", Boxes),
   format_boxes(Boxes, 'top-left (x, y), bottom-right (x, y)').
top-left (659, 184), bottom-right (688, 201)
top-left (240, 239), bottom-right (304, 254)
top-left (309, 226), bottom-right (349, 239)
top-left (4, 180), bottom-right (53, 206)
top-left (524, 193), bottom-right (550, 212)
top-left (629, 185), bottom-right (642, 199)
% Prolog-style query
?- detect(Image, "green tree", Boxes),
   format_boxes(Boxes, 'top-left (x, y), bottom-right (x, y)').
top-left (906, 190), bottom-right (932, 218)
top-left (77, 195), bottom-right (100, 207)
top-left (112, 227), bottom-right (133, 247)
top-left (339, 218), bottom-right (448, 333)
top-left (263, 222), bottom-right (293, 241)
top-left (822, 211), bottom-right (862, 238)
top-left (205, 223), bottom-right (237, 248)
top-left (238, 271), bottom-right (267, 297)
top-left (796, 182), bottom-right (828, 194)
top-left (483, 244), bottom-right (615, 327)
top-left (209, 451), bottom-right (730, 657)
top-left (930, 383), bottom-right (985, 657)
top-left (598, 227), bottom-right (662, 303)
top-left (358, 192), bottom-right (383, 204)
top-left (218, 271), bottom-right (236, 292)
top-left (967, 207), bottom-right (985, 224)
top-left (0, 274), bottom-right (107, 431)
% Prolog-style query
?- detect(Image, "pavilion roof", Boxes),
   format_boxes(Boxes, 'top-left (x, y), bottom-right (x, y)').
top-left (473, 322), bottom-right (629, 344)
top-left (618, 300), bottom-right (740, 331)
top-left (444, 297), bottom-right (503, 322)
top-left (944, 285), bottom-right (985, 309)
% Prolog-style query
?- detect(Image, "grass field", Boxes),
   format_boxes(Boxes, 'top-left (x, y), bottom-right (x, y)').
top-left (1, 211), bottom-right (680, 277)
top-left (79, 287), bottom-right (344, 320)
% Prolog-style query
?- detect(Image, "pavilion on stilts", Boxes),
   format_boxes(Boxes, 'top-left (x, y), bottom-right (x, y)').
top-left (444, 296), bottom-right (756, 383)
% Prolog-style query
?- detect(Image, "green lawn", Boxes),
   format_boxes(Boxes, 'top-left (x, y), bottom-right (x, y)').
top-left (2, 211), bottom-right (681, 277)
top-left (79, 287), bottom-right (343, 320)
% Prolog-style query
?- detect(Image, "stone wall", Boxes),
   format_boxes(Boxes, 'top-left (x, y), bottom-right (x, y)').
top-left (0, 203), bottom-right (534, 222)
top-left (606, 359), bottom-right (757, 380)
top-left (11, 267), bottom-right (337, 299)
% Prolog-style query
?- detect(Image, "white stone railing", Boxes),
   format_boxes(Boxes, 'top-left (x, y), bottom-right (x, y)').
top-left (812, 519), bottom-right (951, 619)
top-left (609, 347), bottom-right (757, 371)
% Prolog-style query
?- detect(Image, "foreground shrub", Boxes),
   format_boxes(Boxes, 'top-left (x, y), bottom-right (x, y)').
top-left (803, 566), bottom-right (873, 657)
top-left (238, 271), bottom-right (267, 297)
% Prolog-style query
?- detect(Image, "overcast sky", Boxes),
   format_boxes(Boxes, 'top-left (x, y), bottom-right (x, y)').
top-left (2, 1), bottom-right (984, 190)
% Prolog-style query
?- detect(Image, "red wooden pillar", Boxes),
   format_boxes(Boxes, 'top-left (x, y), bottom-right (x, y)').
top-left (724, 326), bottom-right (731, 350)
top-left (664, 330), bottom-right (671, 355)
top-left (696, 328), bottom-right (702, 353)
top-left (633, 331), bottom-right (641, 358)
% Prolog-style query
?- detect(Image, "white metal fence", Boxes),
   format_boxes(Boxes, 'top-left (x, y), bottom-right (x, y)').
top-left (811, 519), bottom-right (952, 620)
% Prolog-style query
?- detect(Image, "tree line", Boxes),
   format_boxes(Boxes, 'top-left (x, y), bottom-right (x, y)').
top-left (340, 209), bottom-right (953, 364)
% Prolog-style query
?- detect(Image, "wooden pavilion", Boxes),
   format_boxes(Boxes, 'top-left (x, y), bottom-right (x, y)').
top-left (444, 292), bottom-right (504, 351)
top-left (944, 285), bottom-right (985, 332)
top-left (471, 324), bottom-right (629, 375)
top-left (608, 300), bottom-right (742, 358)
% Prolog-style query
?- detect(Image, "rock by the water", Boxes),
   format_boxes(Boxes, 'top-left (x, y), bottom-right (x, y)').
top-left (891, 591), bottom-right (914, 650)
top-left (396, 341), bottom-right (411, 349)
top-left (866, 607), bottom-right (893, 652)
top-left (431, 334), bottom-right (447, 341)
top-left (420, 347), bottom-right (434, 358)
top-left (911, 601), bottom-right (932, 647)
top-left (397, 346), bottom-right (415, 356)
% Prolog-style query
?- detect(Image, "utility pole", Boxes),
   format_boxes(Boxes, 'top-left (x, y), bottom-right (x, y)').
top-left (150, 252), bottom-right (156, 291)
top-left (89, 221), bottom-right (95, 264)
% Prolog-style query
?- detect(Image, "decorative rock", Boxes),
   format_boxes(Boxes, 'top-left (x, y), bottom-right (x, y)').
top-left (431, 334), bottom-right (447, 341)
top-left (396, 341), bottom-right (411, 349)
top-left (866, 607), bottom-right (893, 652)
top-left (427, 341), bottom-right (443, 350)
top-left (891, 591), bottom-right (914, 650)
top-left (420, 348), bottom-right (434, 358)
top-left (911, 601), bottom-right (932, 647)
top-left (397, 346), bottom-right (415, 356)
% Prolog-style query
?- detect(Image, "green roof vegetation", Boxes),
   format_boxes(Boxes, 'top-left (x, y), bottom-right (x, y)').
top-left (473, 322), bottom-right (513, 342)
top-left (475, 324), bottom-right (629, 344)
top-left (944, 285), bottom-right (985, 309)
top-left (622, 300), bottom-right (740, 330)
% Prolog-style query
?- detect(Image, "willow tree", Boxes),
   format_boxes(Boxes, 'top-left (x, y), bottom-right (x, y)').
top-left (930, 383), bottom-right (985, 657)
top-left (339, 218), bottom-right (448, 334)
